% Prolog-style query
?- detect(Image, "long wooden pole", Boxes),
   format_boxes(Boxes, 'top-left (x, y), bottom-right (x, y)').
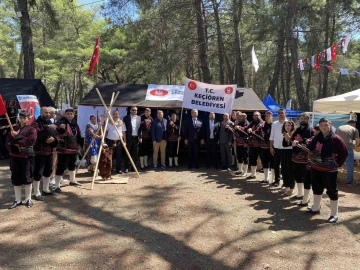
top-left (95, 88), bottom-right (140, 178)
top-left (176, 107), bottom-right (184, 154)
top-left (76, 137), bottom-right (95, 173)
top-left (5, 113), bottom-right (14, 131)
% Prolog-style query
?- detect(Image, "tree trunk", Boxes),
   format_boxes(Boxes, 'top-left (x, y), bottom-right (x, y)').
top-left (53, 81), bottom-right (61, 107)
top-left (322, 0), bottom-right (330, 98)
top-left (267, 18), bottom-right (285, 97)
top-left (285, 0), bottom-right (309, 111)
top-left (194, 0), bottom-right (211, 83)
top-left (211, 0), bottom-right (224, 84)
top-left (17, 48), bottom-right (23, 78)
top-left (233, 0), bottom-right (246, 87)
top-left (17, 0), bottom-right (35, 79)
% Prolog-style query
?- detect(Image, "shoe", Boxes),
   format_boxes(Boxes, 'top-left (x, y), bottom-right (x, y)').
top-left (271, 182), bottom-right (280, 187)
top-left (234, 171), bottom-right (243, 175)
top-left (261, 180), bottom-right (269, 184)
top-left (246, 175), bottom-right (256, 179)
top-left (295, 200), bottom-right (309, 206)
top-left (54, 187), bottom-right (62, 193)
top-left (241, 172), bottom-right (248, 177)
top-left (161, 164), bottom-right (166, 169)
top-left (328, 216), bottom-right (338, 223)
top-left (69, 181), bottom-right (82, 186)
top-left (34, 195), bottom-right (44, 201)
top-left (117, 171), bottom-right (124, 174)
top-left (124, 169), bottom-right (129, 173)
top-left (42, 191), bottom-right (56, 196)
top-left (25, 199), bottom-right (33, 208)
top-left (153, 165), bottom-right (158, 170)
top-left (347, 182), bottom-right (357, 186)
top-left (306, 208), bottom-right (320, 215)
top-left (227, 168), bottom-right (232, 172)
top-left (9, 201), bottom-right (22, 209)
top-left (49, 178), bottom-right (56, 186)
top-left (281, 190), bottom-right (293, 197)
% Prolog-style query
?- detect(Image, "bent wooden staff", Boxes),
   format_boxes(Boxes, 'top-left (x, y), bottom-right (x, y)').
top-left (95, 88), bottom-right (140, 178)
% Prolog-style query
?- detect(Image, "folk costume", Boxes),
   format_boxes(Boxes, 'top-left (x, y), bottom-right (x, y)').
top-left (234, 119), bottom-right (249, 176)
top-left (245, 119), bottom-right (263, 178)
top-left (260, 121), bottom-right (273, 183)
top-left (55, 113), bottom-right (82, 192)
top-left (6, 111), bottom-right (37, 209)
top-left (31, 115), bottom-right (58, 199)
top-left (306, 129), bottom-right (347, 223)
top-left (139, 114), bottom-right (153, 169)
top-left (85, 115), bottom-right (101, 172)
top-left (291, 123), bottom-right (313, 198)
top-left (167, 119), bottom-right (180, 167)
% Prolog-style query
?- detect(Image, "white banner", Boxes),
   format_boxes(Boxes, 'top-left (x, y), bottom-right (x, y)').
top-left (145, 84), bottom-right (184, 101)
top-left (16, 95), bottom-right (41, 124)
top-left (182, 79), bottom-right (236, 114)
top-left (77, 105), bottom-right (127, 137)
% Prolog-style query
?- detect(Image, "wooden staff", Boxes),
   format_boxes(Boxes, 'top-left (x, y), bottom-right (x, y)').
top-left (176, 107), bottom-right (184, 154)
top-left (95, 88), bottom-right (140, 178)
top-left (75, 136), bottom-right (96, 173)
top-left (91, 92), bottom-right (119, 190)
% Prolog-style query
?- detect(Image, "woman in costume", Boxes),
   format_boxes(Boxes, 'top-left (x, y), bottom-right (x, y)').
top-left (85, 115), bottom-right (102, 172)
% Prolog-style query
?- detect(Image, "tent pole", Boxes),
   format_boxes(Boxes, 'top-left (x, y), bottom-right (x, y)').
top-left (176, 107), bottom-right (184, 154)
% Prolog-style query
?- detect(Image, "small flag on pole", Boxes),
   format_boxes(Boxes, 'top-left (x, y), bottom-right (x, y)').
top-left (252, 46), bottom-right (259, 72)
top-left (0, 94), bottom-right (7, 115)
top-left (88, 36), bottom-right (100, 75)
top-left (286, 99), bottom-right (292, 110)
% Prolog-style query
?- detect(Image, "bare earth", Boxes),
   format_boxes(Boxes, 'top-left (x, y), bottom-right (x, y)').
top-left (0, 159), bottom-right (360, 270)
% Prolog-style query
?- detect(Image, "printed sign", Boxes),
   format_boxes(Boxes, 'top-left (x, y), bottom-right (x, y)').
top-left (145, 84), bottom-right (184, 101)
top-left (16, 95), bottom-right (40, 124)
top-left (182, 79), bottom-right (236, 114)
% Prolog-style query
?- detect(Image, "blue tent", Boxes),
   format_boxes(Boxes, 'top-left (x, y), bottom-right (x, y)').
top-left (263, 94), bottom-right (302, 117)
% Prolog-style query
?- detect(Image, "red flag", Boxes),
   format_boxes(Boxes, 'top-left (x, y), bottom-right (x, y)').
top-left (331, 43), bottom-right (337, 61)
top-left (0, 94), bottom-right (7, 116)
top-left (88, 36), bottom-right (100, 75)
top-left (326, 65), bottom-right (335, 70)
top-left (315, 54), bottom-right (321, 71)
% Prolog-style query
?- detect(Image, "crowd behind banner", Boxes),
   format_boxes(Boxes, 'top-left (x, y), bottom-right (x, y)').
top-left (5, 104), bottom-right (359, 225)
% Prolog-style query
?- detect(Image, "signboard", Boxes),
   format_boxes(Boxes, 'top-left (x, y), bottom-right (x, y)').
top-left (145, 84), bottom-right (184, 101)
top-left (16, 95), bottom-right (40, 124)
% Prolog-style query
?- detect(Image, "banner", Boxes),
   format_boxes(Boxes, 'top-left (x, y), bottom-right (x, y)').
top-left (182, 79), bottom-right (236, 114)
top-left (16, 95), bottom-right (40, 124)
top-left (77, 105), bottom-right (127, 137)
top-left (145, 84), bottom-right (184, 101)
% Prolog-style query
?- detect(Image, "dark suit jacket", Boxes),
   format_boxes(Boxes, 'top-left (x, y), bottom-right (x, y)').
top-left (183, 118), bottom-right (203, 142)
top-left (123, 114), bottom-right (141, 140)
top-left (203, 119), bottom-right (220, 143)
top-left (152, 118), bottom-right (168, 142)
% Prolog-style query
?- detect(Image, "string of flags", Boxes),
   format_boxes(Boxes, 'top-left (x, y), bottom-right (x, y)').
top-left (297, 29), bottom-right (360, 76)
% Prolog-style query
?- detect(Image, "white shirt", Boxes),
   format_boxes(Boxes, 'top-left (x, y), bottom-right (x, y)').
top-left (270, 119), bottom-right (287, 149)
top-left (209, 120), bottom-right (215, 139)
top-left (107, 121), bottom-right (127, 141)
top-left (193, 118), bottom-right (198, 127)
top-left (131, 115), bottom-right (138, 136)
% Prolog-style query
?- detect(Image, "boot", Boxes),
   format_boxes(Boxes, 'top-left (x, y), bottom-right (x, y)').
top-left (296, 183), bottom-right (304, 198)
top-left (33, 180), bottom-right (44, 201)
top-left (307, 194), bottom-right (321, 213)
top-left (144, 156), bottom-right (148, 168)
top-left (262, 168), bottom-right (269, 183)
top-left (140, 156), bottom-right (144, 169)
top-left (242, 164), bottom-right (248, 177)
top-left (248, 166), bottom-right (257, 178)
top-left (235, 163), bottom-right (243, 175)
top-left (174, 157), bottom-right (179, 167)
top-left (54, 175), bottom-right (62, 193)
top-left (270, 168), bottom-right (275, 184)
top-left (24, 184), bottom-right (33, 208)
top-left (329, 200), bottom-right (339, 223)
top-left (169, 157), bottom-right (173, 167)
top-left (69, 170), bottom-right (82, 186)
top-left (9, 186), bottom-right (23, 209)
top-left (300, 189), bottom-right (311, 205)
top-left (42, 177), bottom-right (55, 195)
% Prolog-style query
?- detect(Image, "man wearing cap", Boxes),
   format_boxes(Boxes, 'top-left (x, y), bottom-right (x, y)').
top-left (139, 108), bottom-right (153, 169)
top-left (6, 110), bottom-right (37, 209)
top-left (54, 108), bottom-right (82, 192)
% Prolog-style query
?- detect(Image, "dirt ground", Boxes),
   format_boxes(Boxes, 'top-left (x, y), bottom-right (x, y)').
top-left (0, 158), bottom-right (360, 270)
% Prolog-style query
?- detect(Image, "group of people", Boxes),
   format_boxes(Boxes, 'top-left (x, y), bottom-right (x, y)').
top-left (7, 105), bottom-right (356, 224)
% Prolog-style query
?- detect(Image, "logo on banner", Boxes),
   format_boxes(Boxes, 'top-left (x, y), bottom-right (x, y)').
top-left (188, 81), bottom-right (197, 90)
top-left (225, 87), bottom-right (233, 94)
top-left (149, 89), bottom-right (169, 97)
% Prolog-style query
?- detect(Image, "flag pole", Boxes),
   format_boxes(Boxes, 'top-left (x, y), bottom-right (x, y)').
top-left (176, 106), bottom-right (184, 154)
top-left (251, 66), bottom-right (255, 89)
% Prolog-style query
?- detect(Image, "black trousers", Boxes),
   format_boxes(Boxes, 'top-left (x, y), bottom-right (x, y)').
top-left (236, 145), bottom-right (248, 164)
top-left (281, 149), bottom-right (295, 189)
top-left (249, 147), bottom-right (261, 166)
top-left (311, 169), bottom-right (338, 200)
top-left (56, 153), bottom-right (77, 175)
top-left (188, 140), bottom-right (200, 169)
top-left (139, 138), bottom-right (152, 156)
top-left (304, 168), bottom-right (312, 189)
top-left (293, 162), bottom-right (307, 183)
top-left (34, 154), bottom-right (53, 181)
top-left (106, 139), bottom-right (123, 172)
top-left (168, 141), bottom-right (178, 158)
top-left (10, 156), bottom-right (34, 186)
top-left (125, 136), bottom-right (139, 170)
top-left (273, 148), bottom-right (282, 183)
top-left (261, 148), bottom-right (273, 169)
top-left (205, 139), bottom-right (218, 168)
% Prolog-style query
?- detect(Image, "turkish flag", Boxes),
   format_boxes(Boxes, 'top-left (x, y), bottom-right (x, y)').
top-left (331, 43), bottom-right (338, 61)
top-left (315, 54), bottom-right (321, 71)
top-left (88, 36), bottom-right (100, 75)
top-left (0, 94), bottom-right (7, 116)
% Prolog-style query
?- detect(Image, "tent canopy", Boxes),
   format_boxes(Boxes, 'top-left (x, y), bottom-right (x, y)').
top-left (0, 78), bottom-right (55, 107)
top-left (313, 89), bottom-right (360, 113)
top-left (79, 82), bottom-right (267, 112)
top-left (263, 94), bottom-right (302, 117)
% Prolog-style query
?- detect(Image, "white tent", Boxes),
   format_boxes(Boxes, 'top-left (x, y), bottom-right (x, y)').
top-left (313, 89), bottom-right (360, 113)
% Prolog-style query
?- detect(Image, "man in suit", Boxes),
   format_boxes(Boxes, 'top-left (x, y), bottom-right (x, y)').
top-left (152, 110), bottom-right (167, 169)
top-left (203, 112), bottom-right (220, 169)
top-left (123, 106), bottom-right (141, 172)
top-left (184, 109), bottom-right (203, 169)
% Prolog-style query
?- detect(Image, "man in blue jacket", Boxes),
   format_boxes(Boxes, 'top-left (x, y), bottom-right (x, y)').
top-left (152, 110), bottom-right (167, 169)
